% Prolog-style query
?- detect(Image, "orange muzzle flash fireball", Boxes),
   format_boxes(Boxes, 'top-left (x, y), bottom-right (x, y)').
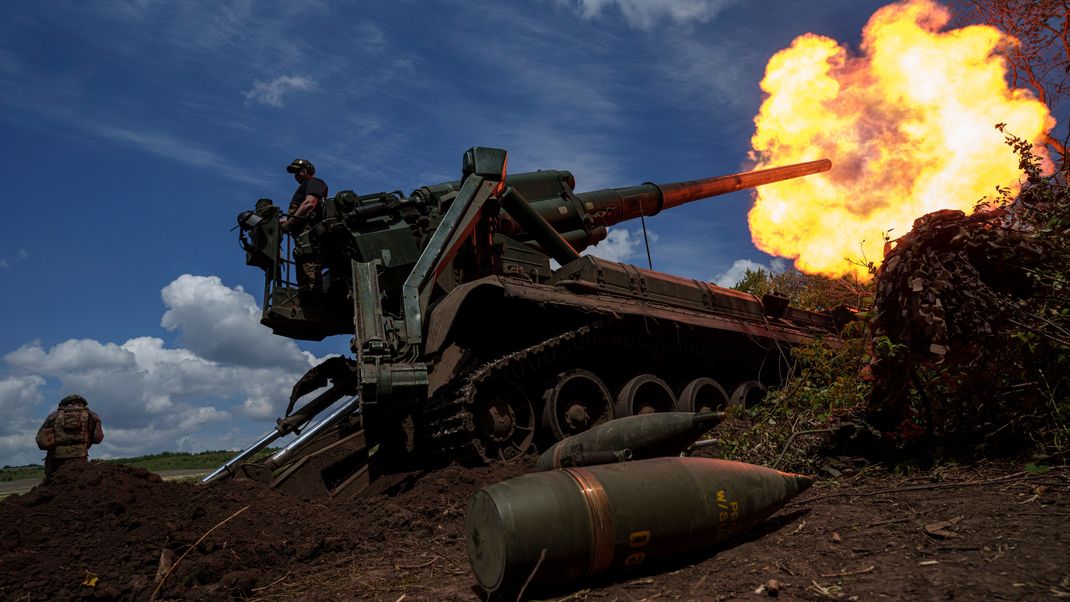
top-left (749, 0), bottom-right (1054, 280)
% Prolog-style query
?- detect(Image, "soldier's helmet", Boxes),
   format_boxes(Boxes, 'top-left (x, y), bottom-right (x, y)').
top-left (286, 158), bottom-right (315, 174)
top-left (59, 394), bottom-right (88, 407)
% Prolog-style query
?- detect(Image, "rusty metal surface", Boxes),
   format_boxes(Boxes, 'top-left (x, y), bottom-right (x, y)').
top-left (657, 159), bottom-right (831, 210)
top-left (425, 271), bottom-right (832, 357)
top-left (424, 279), bottom-right (504, 354)
top-left (499, 278), bottom-right (826, 344)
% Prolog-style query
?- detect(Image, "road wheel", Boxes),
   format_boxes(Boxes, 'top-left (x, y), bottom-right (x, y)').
top-left (541, 369), bottom-right (614, 441)
top-left (614, 374), bottom-right (676, 417)
top-left (730, 380), bottom-right (768, 408)
top-left (676, 377), bottom-right (730, 414)
top-left (472, 380), bottom-right (535, 462)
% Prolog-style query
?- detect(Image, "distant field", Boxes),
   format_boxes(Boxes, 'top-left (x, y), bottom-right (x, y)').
top-left (0, 449), bottom-right (278, 482)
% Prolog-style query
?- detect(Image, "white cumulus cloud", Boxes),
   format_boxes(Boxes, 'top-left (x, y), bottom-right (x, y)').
top-left (712, 257), bottom-right (788, 288)
top-left (0, 375), bottom-right (46, 435)
top-left (160, 274), bottom-right (311, 368)
top-left (582, 227), bottom-right (659, 263)
top-left (1, 275), bottom-right (326, 465)
top-left (6, 339), bottom-right (135, 373)
top-left (0, 375), bottom-right (48, 466)
top-left (563, 0), bottom-right (736, 29)
top-left (244, 74), bottom-right (314, 107)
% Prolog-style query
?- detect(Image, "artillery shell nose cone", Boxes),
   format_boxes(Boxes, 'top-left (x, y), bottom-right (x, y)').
top-left (777, 471), bottom-right (813, 495)
top-left (793, 474), bottom-right (814, 494)
top-left (691, 410), bottom-right (726, 428)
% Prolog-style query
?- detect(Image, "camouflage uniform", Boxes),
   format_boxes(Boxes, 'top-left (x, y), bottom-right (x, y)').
top-left (285, 197), bottom-right (324, 291)
top-left (285, 159), bottom-right (329, 291)
top-left (36, 395), bottom-right (104, 480)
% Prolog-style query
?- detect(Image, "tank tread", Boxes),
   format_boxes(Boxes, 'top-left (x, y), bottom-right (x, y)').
top-left (418, 321), bottom-right (609, 463)
top-left (417, 315), bottom-right (786, 463)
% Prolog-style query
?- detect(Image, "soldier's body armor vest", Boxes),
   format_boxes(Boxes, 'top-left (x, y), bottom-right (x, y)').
top-left (53, 407), bottom-right (90, 458)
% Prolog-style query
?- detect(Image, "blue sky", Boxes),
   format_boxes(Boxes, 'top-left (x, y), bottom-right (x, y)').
top-left (0, 0), bottom-right (898, 465)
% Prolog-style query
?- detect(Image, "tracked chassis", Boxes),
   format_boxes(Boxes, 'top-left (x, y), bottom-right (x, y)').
top-left (206, 148), bottom-right (840, 498)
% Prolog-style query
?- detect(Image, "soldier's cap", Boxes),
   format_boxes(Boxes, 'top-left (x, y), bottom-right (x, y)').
top-left (59, 394), bottom-right (88, 407)
top-left (286, 158), bottom-right (315, 174)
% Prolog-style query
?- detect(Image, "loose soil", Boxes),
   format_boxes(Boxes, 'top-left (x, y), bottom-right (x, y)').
top-left (1, 453), bottom-right (1067, 601)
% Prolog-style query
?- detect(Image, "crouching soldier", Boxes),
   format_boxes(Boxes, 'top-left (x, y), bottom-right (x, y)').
top-left (36, 395), bottom-right (104, 481)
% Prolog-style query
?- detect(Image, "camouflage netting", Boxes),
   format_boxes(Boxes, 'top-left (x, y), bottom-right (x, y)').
top-left (869, 184), bottom-right (1069, 448)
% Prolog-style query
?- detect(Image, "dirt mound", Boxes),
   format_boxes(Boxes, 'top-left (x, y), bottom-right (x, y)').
top-left (4, 456), bottom-right (1068, 601)
top-left (0, 461), bottom-right (347, 600)
top-left (0, 458), bottom-right (528, 601)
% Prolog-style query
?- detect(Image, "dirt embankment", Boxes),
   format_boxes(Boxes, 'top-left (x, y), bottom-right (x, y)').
top-left (1, 458), bottom-right (1067, 601)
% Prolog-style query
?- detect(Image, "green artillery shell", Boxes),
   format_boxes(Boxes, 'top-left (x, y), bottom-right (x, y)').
top-left (552, 448), bottom-right (632, 469)
top-left (536, 411), bottom-right (724, 471)
top-left (466, 456), bottom-right (812, 594)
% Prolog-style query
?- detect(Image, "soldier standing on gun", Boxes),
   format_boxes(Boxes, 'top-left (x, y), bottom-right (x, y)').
top-left (35, 395), bottom-right (104, 481)
top-left (281, 158), bottom-right (329, 290)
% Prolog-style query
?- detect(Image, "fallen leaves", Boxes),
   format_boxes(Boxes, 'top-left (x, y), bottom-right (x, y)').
top-left (82, 570), bottom-right (98, 588)
top-left (923, 515), bottom-right (964, 539)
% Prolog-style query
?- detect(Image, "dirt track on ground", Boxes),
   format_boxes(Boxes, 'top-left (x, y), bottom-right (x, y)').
top-left (0, 456), bottom-right (1067, 601)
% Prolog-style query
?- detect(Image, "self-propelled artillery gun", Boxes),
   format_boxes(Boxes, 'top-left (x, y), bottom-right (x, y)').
top-left (205, 148), bottom-right (840, 499)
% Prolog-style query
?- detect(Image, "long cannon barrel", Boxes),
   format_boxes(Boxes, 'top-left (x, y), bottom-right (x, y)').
top-left (577, 158), bottom-right (831, 226)
top-left (496, 159), bottom-right (830, 257)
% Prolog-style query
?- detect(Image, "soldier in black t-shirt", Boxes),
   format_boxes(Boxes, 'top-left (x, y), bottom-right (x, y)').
top-left (282, 158), bottom-right (329, 290)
